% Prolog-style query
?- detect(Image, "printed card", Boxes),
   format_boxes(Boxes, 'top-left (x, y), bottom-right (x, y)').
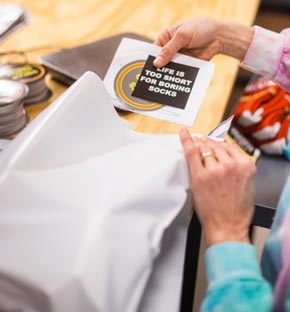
top-left (103, 38), bottom-right (215, 126)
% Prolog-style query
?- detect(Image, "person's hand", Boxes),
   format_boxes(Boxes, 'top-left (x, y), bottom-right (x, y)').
top-left (154, 17), bottom-right (222, 67)
top-left (154, 17), bottom-right (254, 68)
top-left (180, 129), bottom-right (256, 247)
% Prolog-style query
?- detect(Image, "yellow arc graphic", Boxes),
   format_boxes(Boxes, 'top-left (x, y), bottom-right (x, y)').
top-left (115, 61), bottom-right (162, 110)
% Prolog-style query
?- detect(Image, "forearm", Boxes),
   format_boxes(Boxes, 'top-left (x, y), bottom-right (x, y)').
top-left (201, 242), bottom-right (273, 312)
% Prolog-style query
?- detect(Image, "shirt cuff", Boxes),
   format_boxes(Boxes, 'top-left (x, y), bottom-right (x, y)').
top-left (240, 26), bottom-right (285, 80)
top-left (205, 242), bottom-right (262, 289)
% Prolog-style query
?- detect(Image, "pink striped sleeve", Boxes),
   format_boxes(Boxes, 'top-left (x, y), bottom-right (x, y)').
top-left (241, 26), bottom-right (290, 92)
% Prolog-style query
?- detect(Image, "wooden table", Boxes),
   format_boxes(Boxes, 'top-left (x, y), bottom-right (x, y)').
top-left (0, 0), bottom-right (260, 136)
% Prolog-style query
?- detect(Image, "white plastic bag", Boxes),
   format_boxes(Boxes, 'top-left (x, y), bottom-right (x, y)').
top-left (0, 72), bottom-right (191, 312)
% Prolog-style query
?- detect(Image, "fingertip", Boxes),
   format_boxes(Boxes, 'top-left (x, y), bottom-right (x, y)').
top-left (179, 128), bottom-right (190, 140)
top-left (153, 56), bottom-right (164, 67)
top-left (180, 127), bottom-right (188, 135)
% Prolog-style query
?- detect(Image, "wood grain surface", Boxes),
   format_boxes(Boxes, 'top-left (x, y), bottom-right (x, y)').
top-left (0, 0), bottom-right (260, 134)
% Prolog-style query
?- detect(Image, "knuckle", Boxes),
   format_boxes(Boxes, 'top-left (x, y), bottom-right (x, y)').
top-left (175, 27), bottom-right (191, 42)
top-left (184, 145), bottom-right (195, 159)
top-left (175, 27), bottom-right (186, 37)
top-left (235, 157), bottom-right (256, 180)
top-left (241, 157), bottom-right (255, 171)
top-left (165, 25), bottom-right (174, 33)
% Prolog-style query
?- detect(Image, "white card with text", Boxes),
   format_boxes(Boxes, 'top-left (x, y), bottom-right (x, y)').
top-left (103, 38), bottom-right (215, 126)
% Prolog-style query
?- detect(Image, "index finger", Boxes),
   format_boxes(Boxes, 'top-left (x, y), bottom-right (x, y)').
top-left (154, 27), bottom-right (172, 46)
top-left (154, 22), bottom-right (183, 46)
top-left (154, 33), bottom-right (187, 67)
top-left (179, 128), bottom-right (204, 174)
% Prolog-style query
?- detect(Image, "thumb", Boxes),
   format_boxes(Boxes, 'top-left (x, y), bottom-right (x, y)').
top-left (153, 36), bottom-right (185, 67)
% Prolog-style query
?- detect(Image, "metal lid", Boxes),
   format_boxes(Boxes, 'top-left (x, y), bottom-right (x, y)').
top-left (0, 79), bottom-right (28, 106)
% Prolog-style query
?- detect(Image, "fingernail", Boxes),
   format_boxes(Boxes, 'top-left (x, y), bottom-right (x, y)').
top-left (153, 56), bottom-right (162, 67)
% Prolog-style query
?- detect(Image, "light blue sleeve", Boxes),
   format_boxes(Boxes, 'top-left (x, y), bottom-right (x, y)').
top-left (201, 242), bottom-right (273, 312)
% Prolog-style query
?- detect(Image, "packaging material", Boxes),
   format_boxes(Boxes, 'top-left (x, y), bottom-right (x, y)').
top-left (0, 72), bottom-right (193, 312)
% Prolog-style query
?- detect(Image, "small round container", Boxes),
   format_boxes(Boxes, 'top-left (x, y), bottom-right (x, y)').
top-left (0, 79), bottom-right (29, 136)
top-left (0, 63), bottom-right (51, 105)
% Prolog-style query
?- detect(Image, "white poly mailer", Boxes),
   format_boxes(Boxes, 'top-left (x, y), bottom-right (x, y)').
top-left (0, 72), bottom-right (192, 312)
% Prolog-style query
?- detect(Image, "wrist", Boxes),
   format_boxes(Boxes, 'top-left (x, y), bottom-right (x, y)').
top-left (218, 20), bottom-right (254, 61)
top-left (204, 228), bottom-right (250, 247)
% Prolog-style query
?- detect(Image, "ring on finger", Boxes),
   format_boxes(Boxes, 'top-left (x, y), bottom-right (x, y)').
top-left (200, 151), bottom-right (213, 159)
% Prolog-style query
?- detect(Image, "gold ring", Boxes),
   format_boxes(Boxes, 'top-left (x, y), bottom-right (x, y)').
top-left (200, 151), bottom-right (212, 158)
